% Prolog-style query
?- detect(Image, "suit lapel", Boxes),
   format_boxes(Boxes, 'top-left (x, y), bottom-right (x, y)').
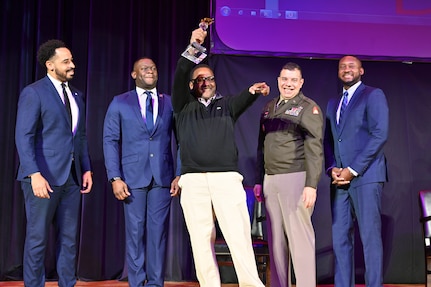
top-left (127, 90), bottom-right (146, 130)
top-left (337, 83), bottom-right (365, 133)
top-left (269, 99), bottom-right (281, 116)
top-left (346, 84), bottom-right (364, 112)
top-left (154, 93), bottom-right (167, 132)
top-left (44, 77), bottom-right (72, 127)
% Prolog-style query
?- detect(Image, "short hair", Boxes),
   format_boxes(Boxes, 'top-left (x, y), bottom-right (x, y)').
top-left (189, 63), bottom-right (213, 81)
top-left (132, 57), bottom-right (155, 71)
top-left (37, 39), bottom-right (67, 67)
top-left (281, 62), bottom-right (302, 76)
top-left (339, 55), bottom-right (362, 68)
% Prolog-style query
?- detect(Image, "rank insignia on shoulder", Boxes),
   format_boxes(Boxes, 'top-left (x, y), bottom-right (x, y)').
top-left (312, 106), bottom-right (319, 115)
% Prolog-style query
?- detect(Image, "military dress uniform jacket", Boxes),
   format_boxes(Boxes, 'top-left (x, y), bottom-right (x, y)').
top-left (256, 92), bottom-right (323, 188)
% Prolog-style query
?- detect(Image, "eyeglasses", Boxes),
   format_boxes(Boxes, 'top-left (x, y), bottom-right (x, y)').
top-left (192, 76), bottom-right (215, 84)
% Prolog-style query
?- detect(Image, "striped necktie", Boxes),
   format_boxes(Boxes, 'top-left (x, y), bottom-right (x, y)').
top-left (338, 91), bottom-right (348, 124)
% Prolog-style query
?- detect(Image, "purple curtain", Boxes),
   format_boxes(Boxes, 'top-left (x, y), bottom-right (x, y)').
top-left (0, 0), bottom-right (208, 281)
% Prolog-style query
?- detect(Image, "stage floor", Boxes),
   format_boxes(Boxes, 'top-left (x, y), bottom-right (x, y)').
top-left (0, 281), bottom-right (423, 287)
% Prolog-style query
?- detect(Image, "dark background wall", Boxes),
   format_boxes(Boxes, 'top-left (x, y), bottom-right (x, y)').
top-left (1, 0), bottom-right (430, 284)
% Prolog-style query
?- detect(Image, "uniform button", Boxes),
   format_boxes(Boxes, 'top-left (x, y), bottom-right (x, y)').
top-left (150, 153), bottom-right (154, 157)
top-left (338, 139), bottom-right (342, 142)
top-left (149, 137), bottom-right (153, 140)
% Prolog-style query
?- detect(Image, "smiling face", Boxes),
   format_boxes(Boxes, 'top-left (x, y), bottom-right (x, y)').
top-left (278, 68), bottom-right (304, 100)
top-left (131, 58), bottom-right (158, 90)
top-left (46, 47), bottom-right (75, 82)
top-left (338, 55), bottom-right (364, 89)
top-left (189, 66), bottom-right (216, 100)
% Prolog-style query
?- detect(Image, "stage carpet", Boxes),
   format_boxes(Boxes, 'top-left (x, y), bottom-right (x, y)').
top-left (0, 281), bottom-right (422, 287)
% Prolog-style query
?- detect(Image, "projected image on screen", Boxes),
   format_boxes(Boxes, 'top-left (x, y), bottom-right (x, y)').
top-left (212, 0), bottom-right (431, 61)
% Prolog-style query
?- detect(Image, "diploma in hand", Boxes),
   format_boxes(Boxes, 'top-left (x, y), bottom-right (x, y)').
top-left (181, 18), bottom-right (214, 64)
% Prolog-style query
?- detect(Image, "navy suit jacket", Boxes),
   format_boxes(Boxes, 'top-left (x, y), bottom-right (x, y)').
top-left (15, 76), bottom-right (91, 186)
top-left (103, 90), bottom-right (178, 189)
top-left (324, 83), bottom-right (389, 187)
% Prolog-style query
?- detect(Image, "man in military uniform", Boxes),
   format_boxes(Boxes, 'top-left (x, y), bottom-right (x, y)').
top-left (254, 62), bottom-right (323, 287)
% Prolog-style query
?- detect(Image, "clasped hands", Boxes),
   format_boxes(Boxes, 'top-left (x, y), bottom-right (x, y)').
top-left (331, 167), bottom-right (353, 186)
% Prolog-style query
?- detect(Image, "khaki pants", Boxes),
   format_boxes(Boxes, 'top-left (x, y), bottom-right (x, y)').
top-left (264, 172), bottom-right (316, 287)
top-left (179, 172), bottom-right (265, 287)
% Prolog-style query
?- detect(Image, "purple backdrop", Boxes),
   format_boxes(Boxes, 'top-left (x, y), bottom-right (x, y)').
top-left (212, 0), bottom-right (431, 61)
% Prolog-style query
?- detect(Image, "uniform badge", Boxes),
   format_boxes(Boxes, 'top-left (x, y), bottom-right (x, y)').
top-left (312, 106), bottom-right (319, 115)
top-left (285, 106), bottom-right (303, 116)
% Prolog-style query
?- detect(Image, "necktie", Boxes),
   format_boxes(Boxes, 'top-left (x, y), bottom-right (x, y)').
top-left (61, 83), bottom-right (72, 128)
top-left (338, 91), bottom-right (348, 124)
top-left (276, 99), bottom-right (286, 110)
top-left (145, 91), bottom-right (154, 132)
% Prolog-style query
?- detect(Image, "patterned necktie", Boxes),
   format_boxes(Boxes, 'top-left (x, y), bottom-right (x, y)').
top-left (338, 91), bottom-right (349, 124)
top-left (61, 83), bottom-right (72, 128)
top-left (145, 91), bottom-right (154, 132)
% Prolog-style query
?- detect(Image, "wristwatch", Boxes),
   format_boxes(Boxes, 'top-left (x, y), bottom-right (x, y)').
top-left (109, 176), bottom-right (122, 183)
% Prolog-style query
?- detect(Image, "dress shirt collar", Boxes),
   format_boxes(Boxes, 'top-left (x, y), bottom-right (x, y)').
top-left (136, 87), bottom-right (157, 99)
top-left (198, 95), bottom-right (216, 107)
top-left (47, 74), bottom-right (68, 92)
top-left (343, 80), bottom-right (362, 101)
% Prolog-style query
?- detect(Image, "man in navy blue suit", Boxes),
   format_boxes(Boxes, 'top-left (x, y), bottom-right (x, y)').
top-left (15, 39), bottom-right (93, 287)
top-left (324, 55), bottom-right (389, 287)
top-left (103, 57), bottom-right (180, 287)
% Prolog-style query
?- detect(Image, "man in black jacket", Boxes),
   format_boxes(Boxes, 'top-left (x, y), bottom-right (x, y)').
top-left (172, 27), bottom-right (269, 287)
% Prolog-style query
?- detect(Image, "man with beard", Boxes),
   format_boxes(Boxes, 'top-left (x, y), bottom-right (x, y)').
top-left (324, 55), bottom-right (389, 287)
top-left (15, 39), bottom-right (93, 287)
top-left (103, 57), bottom-right (180, 287)
top-left (172, 27), bottom-right (270, 287)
